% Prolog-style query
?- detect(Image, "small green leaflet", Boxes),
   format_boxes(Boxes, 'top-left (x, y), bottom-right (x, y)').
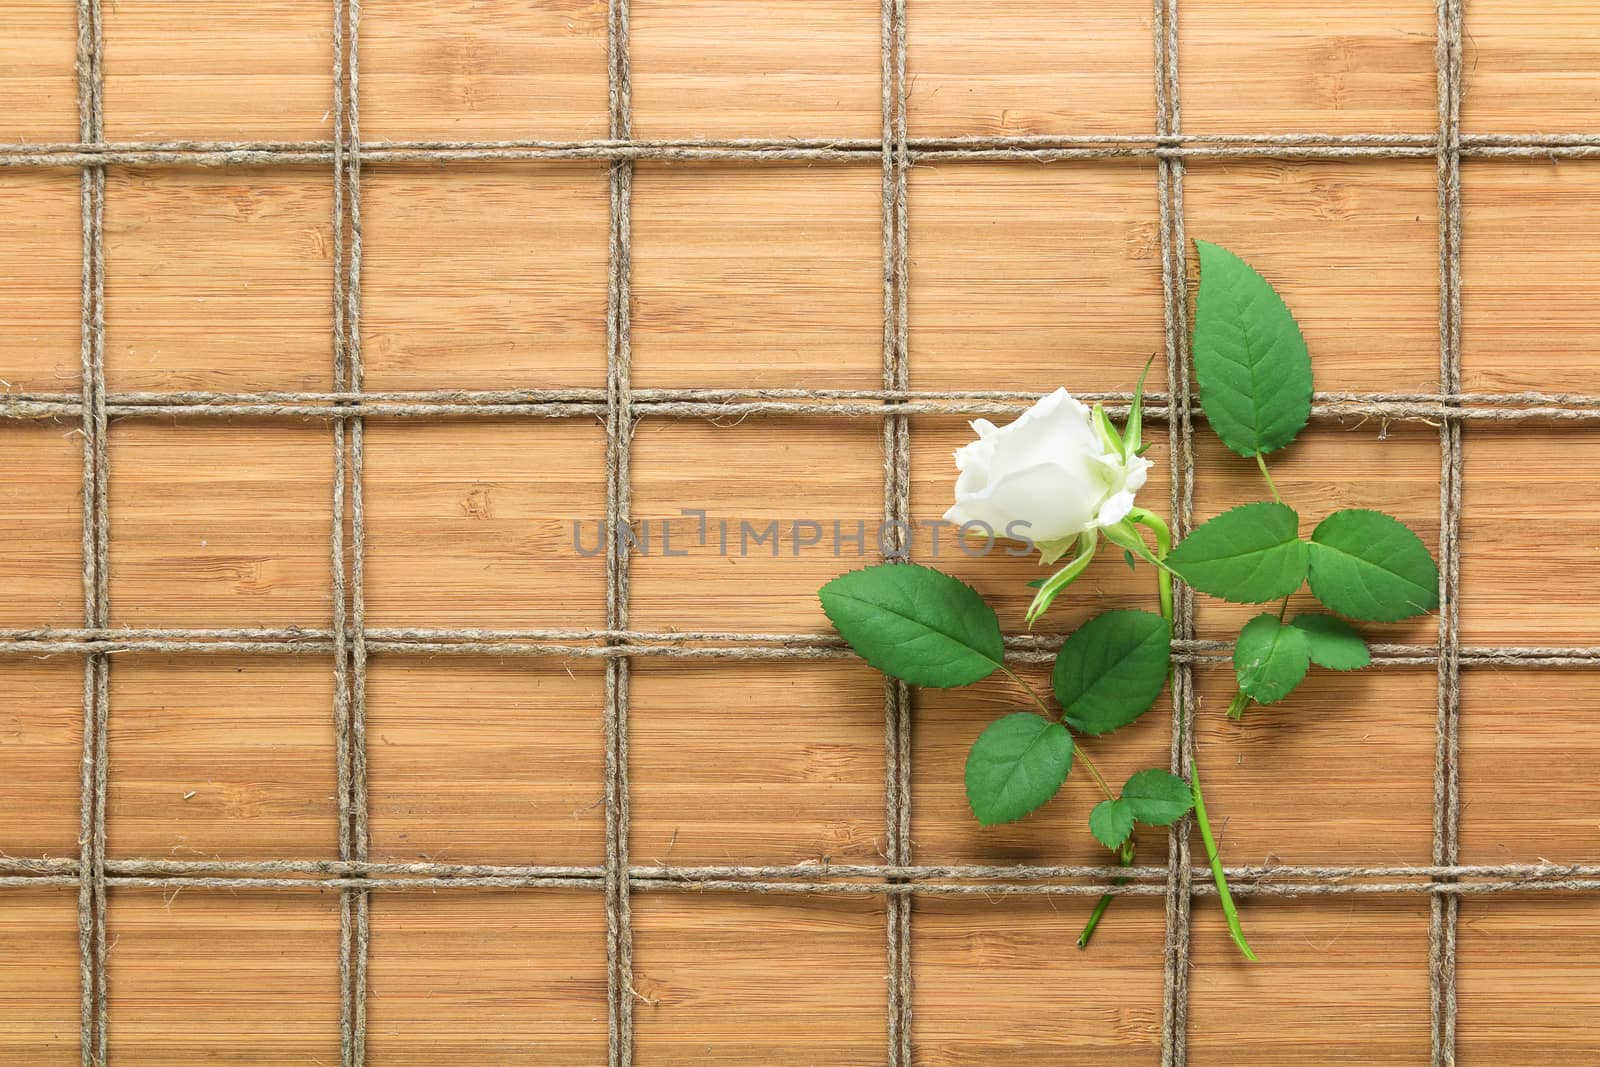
top-left (1024, 531), bottom-right (1098, 625)
top-left (1123, 354), bottom-right (1156, 461)
top-left (1089, 798), bottom-right (1135, 850)
top-left (1051, 610), bottom-right (1172, 735)
top-left (1290, 613), bottom-right (1371, 670)
top-left (1191, 240), bottom-right (1313, 458)
top-left (819, 563), bottom-right (1003, 688)
top-left (1166, 502), bottom-right (1308, 604)
top-left (1306, 509), bottom-right (1440, 622)
top-left (1120, 769), bottom-right (1194, 825)
top-left (964, 713), bottom-right (1074, 826)
top-left (1233, 613), bottom-right (1311, 704)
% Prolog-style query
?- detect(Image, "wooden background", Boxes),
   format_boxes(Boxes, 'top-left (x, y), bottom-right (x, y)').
top-left (3, 0), bottom-right (1599, 1063)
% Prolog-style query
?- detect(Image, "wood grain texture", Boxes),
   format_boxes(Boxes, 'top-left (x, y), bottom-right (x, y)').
top-left (632, 163), bottom-right (884, 391)
top-left (907, 161), bottom-right (1166, 394)
top-left (365, 656), bottom-right (607, 867)
top-left (362, 164), bottom-right (611, 392)
top-left (0, 887), bottom-right (80, 1063)
top-left (361, 0), bottom-right (609, 141)
top-left (5, 0), bottom-right (1600, 1060)
top-left (1460, 425), bottom-right (1600, 645)
top-left (0, 660), bottom-right (82, 859)
top-left (1460, 160), bottom-right (1600, 393)
top-left (631, 894), bottom-right (887, 1065)
top-left (1192, 422), bottom-right (1442, 648)
top-left (105, 656), bottom-right (340, 862)
top-left (1456, 894), bottom-right (1600, 1064)
top-left (0, 422), bottom-right (84, 628)
top-left (1183, 160), bottom-right (1441, 394)
top-left (0, 171), bottom-right (81, 393)
top-left (108, 421), bottom-right (334, 627)
top-left (1193, 667), bottom-right (1438, 866)
top-left (365, 890), bottom-right (609, 1065)
top-left (1188, 897), bottom-right (1433, 1065)
top-left (101, 1), bottom-right (334, 141)
top-left (907, 0), bottom-right (1156, 137)
top-left (629, 417), bottom-right (885, 632)
top-left (1179, 1), bottom-right (1438, 133)
top-left (361, 419), bottom-right (608, 629)
top-left (1458, 670), bottom-right (1600, 865)
top-left (629, 659), bottom-right (887, 867)
top-left (106, 890), bottom-right (343, 1065)
top-left (0, 1), bottom-right (78, 142)
top-left (630, 0), bottom-right (880, 140)
top-left (912, 895), bottom-right (1166, 1064)
top-left (104, 167), bottom-right (335, 393)
top-left (1461, 0), bottom-right (1600, 133)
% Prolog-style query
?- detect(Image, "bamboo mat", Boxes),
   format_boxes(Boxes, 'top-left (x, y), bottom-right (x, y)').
top-left (2, 1), bottom-right (1599, 1064)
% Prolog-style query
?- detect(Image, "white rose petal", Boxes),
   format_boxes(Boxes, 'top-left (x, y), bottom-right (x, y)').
top-left (943, 387), bottom-right (1152, 562)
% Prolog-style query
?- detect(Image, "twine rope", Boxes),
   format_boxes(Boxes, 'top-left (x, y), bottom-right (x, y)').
top-left (8, 388), bottom-right (1600, 423)
top-left (1152, 1), bottom-right (1200, 1059)
top-left (9, 132), bottom-right (1600, 168)
top-left (602, 2), bottom-right (636, 1062)
top-left (1, 628), bottom-right (1595, 668)
top-left (13, 2), bottom-right (1580, 1064)
top-left (1430, 3), bottom-right (1467, 1063)
top-left (71, 0), bottom-right (110, 1062)
top-left (878, 1), bottom-right (914, 1062)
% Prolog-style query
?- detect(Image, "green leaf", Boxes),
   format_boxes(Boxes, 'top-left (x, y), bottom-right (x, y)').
top-left (1089, 798), bottom-right (1135, 850)
top-left (964, 713), bottom-right (1074, 826)
top-left (1120, 769), bottom-right (1194, 825)
top-left (1306, 509), bottom-right (1441, 622)
top-left (1165, 502), bottom-right (1308, 603)
top-left (1123, 550), bottom-right (1137, 570)
top-left (1290, 612), bottom-right (1371, 670)
top-left (1233, 613), bottom-right (1311, 704)
top-left (819, 563), bottom-right (1003, 687)
top-left (1192, 240), bottom-right (1313, 457)
top-left (1052, 610), bottom-right (1172, 736)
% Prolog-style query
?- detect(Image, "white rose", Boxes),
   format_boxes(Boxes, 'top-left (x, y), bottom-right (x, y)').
top-left (943, 387), bottom-right (1153, 564)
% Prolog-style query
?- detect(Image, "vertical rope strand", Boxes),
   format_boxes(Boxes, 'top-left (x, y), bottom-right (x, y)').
top-left (330, 1), bottom-right (356, 1061)
top-left (878, 3), bottom-right (902, 1058)
top-left (604, 2), bottom-right (636, 1062)
top-left (1157, 1), bottom-right (1195, 1063)
top-left (893, 0), bottom-right (913, 1053)
top-left (1431, 1), bottom-right (1465, 1063)
top-left (880, 0), bottom-right (914, 1061)
top-left (343, 2), bottom-right (372, 1061)
top-left (73, 0), bottom-right (97, 1058)
top-left (73, 0), bottom-right (110, 1061)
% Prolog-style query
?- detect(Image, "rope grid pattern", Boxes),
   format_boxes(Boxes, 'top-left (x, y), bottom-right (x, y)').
top-left (4, 0), bottom-right (1589, 1063)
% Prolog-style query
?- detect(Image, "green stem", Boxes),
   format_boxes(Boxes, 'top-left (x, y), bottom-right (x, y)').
top-left (998, 664), bottom-right (1115, 803)
top-left (1129, 508), bottom-right (1174, 626)
top-left (1079, 508), bottom-right (1175, 949)
top-left (1137, 507), bottom-right (1254, 960)
top-left (1225, 688), bottom-right (1252, 721)
top-left (1255, 452), bottom-right (1283, 504)
top-left (1191, 759), bottom-right (1257, 960)
top-left (1078, 839), bottom-right (1135, 949)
